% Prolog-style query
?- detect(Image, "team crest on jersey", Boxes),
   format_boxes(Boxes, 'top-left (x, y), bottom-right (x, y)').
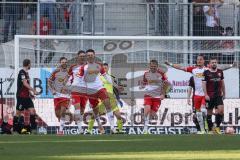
top-left (21, 75), bottom-right (26, 80)
top-left (218, 73), bottom-right (222, 77)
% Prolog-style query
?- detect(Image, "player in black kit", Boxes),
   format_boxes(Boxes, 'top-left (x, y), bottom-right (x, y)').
top-left (202, 57), bottom-right (225, 134)
top-left (13, 59), bottom-right (38, 134)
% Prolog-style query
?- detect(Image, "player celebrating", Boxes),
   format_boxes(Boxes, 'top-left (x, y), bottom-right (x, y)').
top-left (68, 50), bottom-right (88, 134)
top-left (140, 60), bottom-right (167, 134)
top-left (13, 59), bottom-right (38, 134)
top-left (48, 57), bottom-right (70, 135)
top-left (78, 49), bottom-right (123, 134)
top-left (165, 55), bottom-right (207, 134)
top-left (202, 57), bottom-right (225, 134)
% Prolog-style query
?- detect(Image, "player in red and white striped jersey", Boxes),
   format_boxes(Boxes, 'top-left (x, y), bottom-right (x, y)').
top-left (78, 49), bottom-right (122, 133)
top-left (68, 50), bottom-right (88, 134)
top-left (140, 60), bottom-right (168, 134)
top-left (48, 57), bottom-right (70, 135)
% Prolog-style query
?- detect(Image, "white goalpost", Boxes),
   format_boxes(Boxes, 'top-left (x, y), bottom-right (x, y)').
top-left (12, 35), bottom-right (240, 134)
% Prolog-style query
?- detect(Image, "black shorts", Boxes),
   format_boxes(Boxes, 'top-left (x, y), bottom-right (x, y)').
top-left (206, 96), bottom-right (223, 110)
top-left (16, 97), bottom-right (34, 111)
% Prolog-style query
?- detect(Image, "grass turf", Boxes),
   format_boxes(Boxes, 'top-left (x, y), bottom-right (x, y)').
top-left (0, 135), bottom-right (240, 160)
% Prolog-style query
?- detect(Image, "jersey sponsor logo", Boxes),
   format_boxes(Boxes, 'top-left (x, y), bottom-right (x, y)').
top-left (58, 78), bottom-right (65, 83)
top-left (148, 80), bottom-right (158, 83)
top-left (195, 73), bottom-right (204, 78)
top-left (87, 70), bottom-right (98, 74)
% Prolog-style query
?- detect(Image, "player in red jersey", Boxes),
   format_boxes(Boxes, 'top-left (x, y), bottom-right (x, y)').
top-left (203, 56), bottom-right (225, 134)
top-left (140, 60), bottom-right (167, 134)
top-left (68, 50), bottom-right (88, 134)
top-left (165, 55), bottom-right (207, 134)
top-left (78, 49), bottom-right (122, 133)
top-left (48, 57), bottom-right (70, 135)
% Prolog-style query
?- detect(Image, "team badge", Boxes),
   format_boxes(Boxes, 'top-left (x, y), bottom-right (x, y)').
top-left (21, 75), bottom-right (26, 80)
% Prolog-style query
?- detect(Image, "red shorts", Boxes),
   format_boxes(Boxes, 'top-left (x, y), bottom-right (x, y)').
top-left (88, 88), bottom-right (109, 108)
top-left (54, 97), bottom-right (70, 111)
top-left (193, 95), bottom-right (206, 110)
top-left (71, 92), bottom-right (88, 109)
top-left (144, 95), bottom-right (161, 112)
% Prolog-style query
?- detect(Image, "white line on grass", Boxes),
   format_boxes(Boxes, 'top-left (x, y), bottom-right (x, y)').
top-left (48, 151), bottom-right (240, 160)
top-left (0, 139), bottom-right (152, 144)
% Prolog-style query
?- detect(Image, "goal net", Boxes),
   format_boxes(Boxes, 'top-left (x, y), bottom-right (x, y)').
top-left (2, 35), bottom-right (240, 134)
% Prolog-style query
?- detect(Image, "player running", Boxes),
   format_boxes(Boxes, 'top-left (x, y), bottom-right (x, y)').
top-left (140, 60), bottom-right (167, 134)
top-left (78, 49), bottom-right (123, 134)
top-left (202, 57), bottom-right (225, 134)
top-left (165, 55), bottom-right (208, 134)
top-left (48, 57), bottom-right (70, 135)
top-left (68, 50), bottom-right (88, 134)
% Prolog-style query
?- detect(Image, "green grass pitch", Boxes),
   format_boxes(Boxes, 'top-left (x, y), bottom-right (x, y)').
top-left (0, 135), bottom-right (240, 160)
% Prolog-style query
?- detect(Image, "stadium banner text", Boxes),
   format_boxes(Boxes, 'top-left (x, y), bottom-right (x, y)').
top-left (0, 68), bottom-right (239, 98)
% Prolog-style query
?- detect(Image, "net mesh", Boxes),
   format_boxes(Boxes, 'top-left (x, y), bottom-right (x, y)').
top-left (1, 36), bottom-right (239, 134)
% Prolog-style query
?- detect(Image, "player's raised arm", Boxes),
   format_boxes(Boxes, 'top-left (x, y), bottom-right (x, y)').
top-left (220, 61), bottom-right (238, 71)
top-left (165, 61), bottom-right (186, 71)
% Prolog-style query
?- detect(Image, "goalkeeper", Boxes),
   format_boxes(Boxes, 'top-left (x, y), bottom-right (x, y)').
top-left (88, 63), bottom-right (124, 134)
